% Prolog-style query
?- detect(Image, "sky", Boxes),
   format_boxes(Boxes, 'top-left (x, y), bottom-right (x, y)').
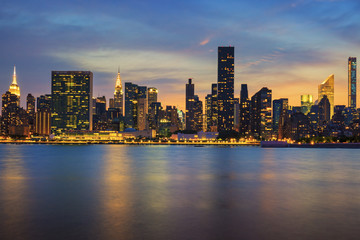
top-left (1, 0), bottom-right (360, 110)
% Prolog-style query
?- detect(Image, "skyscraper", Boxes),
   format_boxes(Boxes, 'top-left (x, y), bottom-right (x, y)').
top-left (185, 78), bottom-right (195, 131)
top-left (205, 94), bottom-right (212, 131)
top-left (318, 74), bottom-right (334, 117)
top-left (193, 95), bottom-right (203, 132)
top-left (148, 87), bottom-right (158, 109)
top-left (319, 95), bottom-right (330, 126)
top-left (239, 84), bottom-right (250, 136)
top-left (125, 82), bottom-right (139, 128)
top-left (148, 102), bottom-right (162, 131)
top-left (114, 69), bottom-right (124, 115)
top-left (9, 66), bottom-right (20, 98)
top-left (205, 83), bottom-right (218, 132)
top-left (348, 57), bottom-right (356, 108)
top-left (27, 93), bottom-right (36, 134)
top-left (250, 87), bottom-right (272, 139)
top-left (9, 66), bottom-right (20, 105)
top-left (124, 82), bottom-right (147, 129)
top-left (51, 71), bottom-right (93, 133)
top-left (137, 97), bottom-right (148, 131)
top-left (234, 98), bottom-right (240, 131)
top-left (273, 98), bottom-right (288, 136)
top-left (26, 94), bottom-right (35, 114)
top-left (217, 46), bottom-right (235, 131)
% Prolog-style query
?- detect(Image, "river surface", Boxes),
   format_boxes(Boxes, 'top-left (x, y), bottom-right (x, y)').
top-left (0, 145), bottom-right (360, 240)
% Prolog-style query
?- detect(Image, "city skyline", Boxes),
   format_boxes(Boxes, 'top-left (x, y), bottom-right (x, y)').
top-left (1, 1), bottom-right (360, 110)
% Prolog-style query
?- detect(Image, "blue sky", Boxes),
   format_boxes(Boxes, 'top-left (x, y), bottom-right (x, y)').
top-left (1, 0), bottom-right (360, 109)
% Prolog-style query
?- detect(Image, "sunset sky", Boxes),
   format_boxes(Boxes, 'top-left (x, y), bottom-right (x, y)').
top-left (1, 0), bottom-right (360, 110)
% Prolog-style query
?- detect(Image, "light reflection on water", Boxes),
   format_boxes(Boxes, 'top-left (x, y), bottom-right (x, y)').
top-left (0, 146), bottom-right (29, 239)
top-left (0, 145), bottom-right (360, 239)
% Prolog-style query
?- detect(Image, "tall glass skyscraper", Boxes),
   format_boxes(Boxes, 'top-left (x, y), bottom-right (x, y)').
top-left (217, 46), bottom-right (234, 132)
top-left (318, 74), bottom-right (334, 117)
top-left (348, 57), bottom-right (356, 108)
top-left (51, 71), bottom-right (93, 133)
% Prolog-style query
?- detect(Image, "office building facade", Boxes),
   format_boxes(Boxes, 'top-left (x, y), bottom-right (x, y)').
top-left (51, 71), bottom-right (93, 133)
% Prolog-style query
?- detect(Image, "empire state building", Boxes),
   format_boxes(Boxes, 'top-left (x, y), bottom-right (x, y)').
top-left (9, 65), bottom-right (20, 98)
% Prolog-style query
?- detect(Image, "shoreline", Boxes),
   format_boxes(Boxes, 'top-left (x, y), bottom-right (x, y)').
top-left (0, 140), bottom-right (260, 146)
top-left (261, 141), bottom-right (360, 149)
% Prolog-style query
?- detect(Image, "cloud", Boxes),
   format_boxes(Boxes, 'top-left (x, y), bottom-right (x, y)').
top-left (199, 38), bottom-right (210, 46)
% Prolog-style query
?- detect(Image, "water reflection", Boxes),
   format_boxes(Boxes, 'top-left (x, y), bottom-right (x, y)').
top-left (0, 145), bottom-right (29, 239)
top-left (99, 145), bottom-right (134, 239)
top-left (1, 146), bottom-right (360, 239)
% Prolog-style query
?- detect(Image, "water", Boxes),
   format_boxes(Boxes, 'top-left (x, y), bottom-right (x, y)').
top-left (1, 145), bottom-right (360, 240)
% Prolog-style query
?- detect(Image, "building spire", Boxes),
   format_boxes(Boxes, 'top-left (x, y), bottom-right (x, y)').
top-left (9, 65), bottom-right (20, 97)
top-left (12, 65), bottom-right (17, 85)
top-left (114, 68), bottom-right (123, 94)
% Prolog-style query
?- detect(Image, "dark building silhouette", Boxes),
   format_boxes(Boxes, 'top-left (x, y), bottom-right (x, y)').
top-left (193, 95), bottom-right (203, 132)
top-left (27, 93), bottom-right (36, 134)
top-left (107, 108), bottom-right (124, 131)
top-left (37, 94), bottom-right (51, 111)
top-left (344, 107), bottom-right (358, 126)
top-left (185, 78), bottom-right (203, 132)
top-left (109, 98), bottom-right (115, 109)
top-left (217, 46), bottom-right (234, 131)
top-left (148, 102), bottom-right (162, 131)
top-left (205, 94), bottom-right (212, 131)
top-left (125, 82), bottom-right (139, 128)
top-left (26, 94), bottom-right (35, 114)
top-left (308, 105), bottom-right (319, 132)
top-left (51, 71), bottom-right (93, 133)
top-left (273, 98), bottom-right (288, 137)
top-left (165, 106), bottom-right (180, 132)
top-left (250, 87), bottom-right (272, 139)
top-left (93, 96), bottom-right (107, 130)
top-left (239, 84), bottom-right (250, 137)
top-left (124, 82), bottom-right (147, 129)
top-left (205, 83), bottom-right (218, 132)
top-left (289, 112), bottom-right (313, 140)
top-left (319, 95), bottom-right (331, 126)
top-left (1, 91), bottom-right (29, 136)
top-left (329, 105), bottom-right (346, 137)
top-left (185, 78), bottom-right (195, 130)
